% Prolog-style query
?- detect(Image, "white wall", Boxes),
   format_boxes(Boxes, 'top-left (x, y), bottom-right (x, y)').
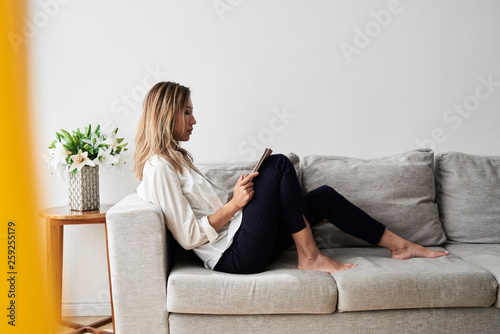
top-left (29, 0), bottom-right (500, 316)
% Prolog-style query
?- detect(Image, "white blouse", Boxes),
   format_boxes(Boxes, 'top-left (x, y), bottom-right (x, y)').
top-left (136, 155), bottom-right (242, 269)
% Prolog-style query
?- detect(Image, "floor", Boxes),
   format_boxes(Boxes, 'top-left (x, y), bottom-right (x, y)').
top-left (57, 316), bottom-right (114, 334)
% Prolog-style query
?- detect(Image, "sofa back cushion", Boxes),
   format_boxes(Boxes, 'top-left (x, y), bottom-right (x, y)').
top-left (198, 152), bottom-right (301, 197)
top-left (435, 152), bottom-right (500, 243)
top-left (301, 149), bottom-right (446, 247)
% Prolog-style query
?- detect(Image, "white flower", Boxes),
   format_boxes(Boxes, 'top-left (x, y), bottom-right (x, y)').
top-left (44, 142), bottom-right (71, 179)
top-left (46, 142), bottom-right (69, 169)
top-left (111, 155), bottom-right (127, 176)
top-left (69, 149), bottom-right (96, 173)
top-left (94, 147), bottom-right (119, 170)
top-left (82, 133), bottom-right (104, 150)
top-left (104, 131), bottom-right (118, 152)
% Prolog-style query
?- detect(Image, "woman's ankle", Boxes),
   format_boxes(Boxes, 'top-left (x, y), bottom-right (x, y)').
top-left (292, 216), bottom-right (321, 258)
top-left (377, 228), bottom-right (407, 252)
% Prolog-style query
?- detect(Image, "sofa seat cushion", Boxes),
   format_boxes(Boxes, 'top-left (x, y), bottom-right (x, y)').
top-left (166, 251), bottom-right (337, 315)
top-left (301, 149), bottom-right (446, 248)
top-left (444, 243), bottom-right (500, 308)
top-left (322, 247), bottom-right (497, 312)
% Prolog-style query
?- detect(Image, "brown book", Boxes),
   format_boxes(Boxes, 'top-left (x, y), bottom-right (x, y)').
top-left (252, 148), bottom-right (273, 173)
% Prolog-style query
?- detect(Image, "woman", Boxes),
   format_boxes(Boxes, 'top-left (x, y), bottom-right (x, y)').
top-left (134, 81), bottom-right (448, 275)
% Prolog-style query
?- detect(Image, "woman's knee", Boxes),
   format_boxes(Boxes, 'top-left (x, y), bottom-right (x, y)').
top-left (259, 154), bottom-right (294, 175)
top-left (314, 185), bottom-right (337, 199)
top-left (267, 153), bottom-right (289, 166)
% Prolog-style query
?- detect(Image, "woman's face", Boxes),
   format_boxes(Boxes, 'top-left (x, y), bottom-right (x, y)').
top-left (174, 97), bottom-right (196, 142)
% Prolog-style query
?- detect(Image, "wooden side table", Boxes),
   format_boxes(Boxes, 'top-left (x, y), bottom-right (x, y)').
top-left (39, 205), bottom-right (115, 334)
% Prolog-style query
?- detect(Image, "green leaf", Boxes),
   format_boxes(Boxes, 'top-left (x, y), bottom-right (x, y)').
top-left (85, 124), bottom-right (91, 137)
top-left (60, 129), bottom-right (71, 138)
top-left (62, 137), bottom-right (74, 149)
top-left (60, 129), bottom-right (75, 147)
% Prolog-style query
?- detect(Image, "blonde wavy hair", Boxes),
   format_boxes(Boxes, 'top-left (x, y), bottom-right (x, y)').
top-left (134, 81), bottom-right (195, 180)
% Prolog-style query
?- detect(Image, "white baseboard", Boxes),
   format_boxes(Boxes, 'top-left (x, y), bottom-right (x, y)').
top-left (62, 302), bottom-right (112, 317)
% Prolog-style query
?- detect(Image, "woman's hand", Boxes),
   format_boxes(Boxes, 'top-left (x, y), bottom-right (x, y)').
top-left (208, 172), bottom-right (259, 232)
top-left (230, 172), bottom-right (259, 210)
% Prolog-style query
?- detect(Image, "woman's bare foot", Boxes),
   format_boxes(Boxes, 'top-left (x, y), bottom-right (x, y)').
top-left (293, 218), bottom-right (357, 273)
top-left (298, 252), bottom-right (357, 274)
top-left (378, 229), bottom-right (449, 260)
top-left (390, 242), bottom-right (449, 260)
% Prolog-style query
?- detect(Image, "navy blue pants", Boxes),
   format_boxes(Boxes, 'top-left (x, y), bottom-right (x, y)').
top-left (214, 154), bottom-right (386, 274)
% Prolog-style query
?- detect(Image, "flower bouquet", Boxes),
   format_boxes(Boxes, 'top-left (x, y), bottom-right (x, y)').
top-left (45, 124), bottom-right (128, 211)
top-left (46, 124), bottom-right (128, 176)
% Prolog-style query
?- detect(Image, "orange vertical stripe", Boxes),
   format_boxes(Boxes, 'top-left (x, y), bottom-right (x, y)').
top-left (1, 0), bottom-right (54, 332)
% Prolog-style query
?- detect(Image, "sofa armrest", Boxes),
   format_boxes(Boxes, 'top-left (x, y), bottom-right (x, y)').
top-left (106, 192), bottom-right (170, 334)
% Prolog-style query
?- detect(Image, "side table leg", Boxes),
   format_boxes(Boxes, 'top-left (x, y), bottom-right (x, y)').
top-left (46, 220), bottom-right (64, 322)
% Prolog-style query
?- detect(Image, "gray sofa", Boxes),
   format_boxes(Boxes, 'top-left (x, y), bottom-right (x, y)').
top-left (106, 149), bottom-right (500, 334)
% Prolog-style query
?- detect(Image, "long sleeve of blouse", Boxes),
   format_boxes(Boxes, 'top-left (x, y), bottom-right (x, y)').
top-left (137, 156), bottom-right (229, 250)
